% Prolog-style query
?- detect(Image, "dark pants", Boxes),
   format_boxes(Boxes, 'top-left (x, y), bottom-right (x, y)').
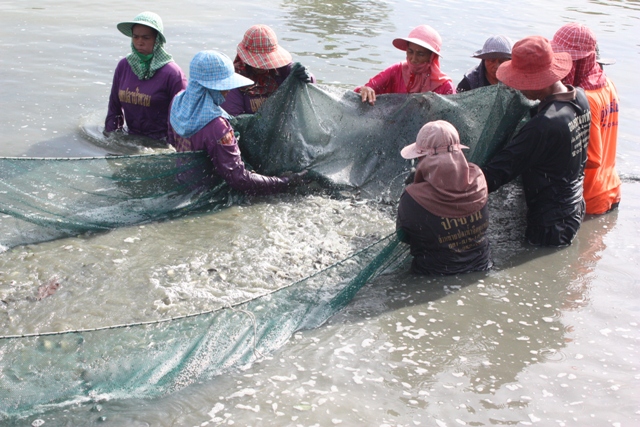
top-left (525, 200), bottom-right (586, 248)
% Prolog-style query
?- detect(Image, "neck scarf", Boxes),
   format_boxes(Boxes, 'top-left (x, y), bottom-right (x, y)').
top-left (126, 38), bottom-right (174, 81)
top-left (234, 55), bottom-right (281, 96)
top-left (406, 150), bottom-right (487, 218)
top-left (170, 81), bottom-right (230, 139)
top-left (562, 52), bottom-right (606, 91)
top-left (401, 56), bottom-right (453, 93)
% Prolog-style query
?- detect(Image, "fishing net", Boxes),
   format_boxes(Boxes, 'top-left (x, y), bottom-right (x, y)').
top-left (0, 232), bottom-right (408, 419)
top-left (0, 65), bottom-right (534, 419)
top-left (235, 64), bottom-right (534, 200)
top-left (0, 152), bottom-right (243, 251)
top-left (0, 65), bottom-right (533, 250)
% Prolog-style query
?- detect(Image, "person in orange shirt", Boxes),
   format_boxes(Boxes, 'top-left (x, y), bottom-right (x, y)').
top-left (551, 23), bottom-right (621, 215)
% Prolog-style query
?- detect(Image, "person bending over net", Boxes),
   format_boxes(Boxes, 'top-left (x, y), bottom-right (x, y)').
top-left (168, 50), bottom-right (306, 195)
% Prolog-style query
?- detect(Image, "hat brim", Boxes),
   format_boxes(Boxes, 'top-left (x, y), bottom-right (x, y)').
top-left (117, 21), bottom-right (166, 44)
top-left (392, 37), bottom-right (441, 57)
top-left (401, 142), bottom-right (469, 159)
top-left (597, 57), bottom-right (616, 66)
top-left (472, 50), bottom-right (512, 60)
top-left (497, 53), bottom-right (572, 91)
top-left (197, 73), bottom-right (254, 91)
top-left (237, 44), bottom-right (292, 70)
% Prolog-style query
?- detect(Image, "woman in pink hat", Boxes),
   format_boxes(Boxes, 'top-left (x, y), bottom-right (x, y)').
top-left (221, 24), bottom-right (315, 116)
top-left (356, 25), bottom-right (455, 106)
top-left (396, 120), bottom-right (492, 275)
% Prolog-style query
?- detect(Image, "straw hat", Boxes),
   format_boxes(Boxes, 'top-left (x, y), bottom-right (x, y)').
top-left (117, 11), bottom-right (166, 44)
top-left (236, 25), bottom-right (293, 70)
top-left (496, 36), bottom-right (572, 91)
top-left (472, 35), bottom-right (513, 60)
top-left (392, 25), bottom-right (443, 57)
top-left (401, 120), bottom-right (468, 160)
top-left (189, 51), bottom-right (253, 91)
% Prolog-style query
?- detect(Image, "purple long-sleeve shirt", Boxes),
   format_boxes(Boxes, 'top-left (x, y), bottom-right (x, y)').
top-left (167, 106), bottom-right (290, 194)
top-left (105, 58), bottom-right (187, 140)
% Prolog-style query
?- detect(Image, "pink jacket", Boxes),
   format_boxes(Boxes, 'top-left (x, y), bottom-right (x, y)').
top-left (356, 62), bottom-right (455, 96)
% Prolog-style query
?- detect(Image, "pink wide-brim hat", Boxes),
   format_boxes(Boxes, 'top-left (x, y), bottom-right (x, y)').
top-left (496, 36), bottom-right (572, 91)
top-left (236, 24), bottom-right (293, 70)
top-left (392, 25), bottom-right (443, 57)
top-left (551, 22), bottom-right (597, 61)
top-left (401, 120), bottom-right (468, 160)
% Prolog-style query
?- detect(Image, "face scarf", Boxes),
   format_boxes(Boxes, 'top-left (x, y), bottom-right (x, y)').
top-left (401, 55), bottom-right (453, 93)
top-left (406, 144), bottom-right (487, 218)
top-left (233, 55), bottom-right (280, 96)
top-left (126, 38), bottom-right (174, 81)
top-left (170, 80), bottom-right (230, 139)
top-left (562, 52), bottom-right (606, 91)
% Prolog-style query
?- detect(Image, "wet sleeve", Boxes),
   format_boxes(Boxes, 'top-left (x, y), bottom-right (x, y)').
top-left (206, 118), bottom-right (290, 194)
top-left (481, 121), bottom-right (546, 193)
top-left (105, 60), bottom-right (125, 132)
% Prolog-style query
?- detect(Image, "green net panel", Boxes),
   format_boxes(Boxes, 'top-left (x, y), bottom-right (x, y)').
top-left (0, 153), bottom-right (244, 250)
top-left (0, 233), bottom-right (408, 419)
top-left (0, 66), bottom-right (532, 250)
top-left (0, 67), bottom-right (534, 420)
top-left (235, 64), bottom-right (533, 200)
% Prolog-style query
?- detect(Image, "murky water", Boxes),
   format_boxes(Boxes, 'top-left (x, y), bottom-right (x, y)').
top-left (1, 0), bottom-right (639, 426)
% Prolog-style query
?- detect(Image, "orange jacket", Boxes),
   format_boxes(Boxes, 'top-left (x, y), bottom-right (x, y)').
top-left (584, 78), bottom-right (621, 214)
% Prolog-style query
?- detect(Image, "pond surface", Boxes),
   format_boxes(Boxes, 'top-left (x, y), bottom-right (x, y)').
top-left (0, 0), bottom-right (638, 426)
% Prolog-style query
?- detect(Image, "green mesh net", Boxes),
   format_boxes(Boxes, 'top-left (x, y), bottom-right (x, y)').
top-left (0, 67), bottom-right (534, 419)
top-left (0, 153), bottom-right (243, 250)
top-left (0, 67), bottom-right (532, 250)
top-left (0, 233), bottom-right (408, 418)
top-left (235, 64), bottom-right (533, 200)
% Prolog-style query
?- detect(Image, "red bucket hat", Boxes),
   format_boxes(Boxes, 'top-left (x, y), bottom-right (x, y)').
top-left (551, 22), bottom-right (597, 61)
top-left (496, 36), bottom-right (572, 91)
top-left (392, 25), bottom-right (442, 57)
top-left (236, 24), bottom-right (293, 70)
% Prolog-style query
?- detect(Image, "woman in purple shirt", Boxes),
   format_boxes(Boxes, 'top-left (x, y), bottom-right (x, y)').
top-left (168, 51), bottom-right (305, 194)
top-left (104, 11), bottom-right (187, 141)
top-left (221, 24), bottom-right (314, 116)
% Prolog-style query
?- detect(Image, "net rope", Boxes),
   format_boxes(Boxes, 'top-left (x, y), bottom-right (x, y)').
top-left (0, 66), bottom-right (534, 419)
